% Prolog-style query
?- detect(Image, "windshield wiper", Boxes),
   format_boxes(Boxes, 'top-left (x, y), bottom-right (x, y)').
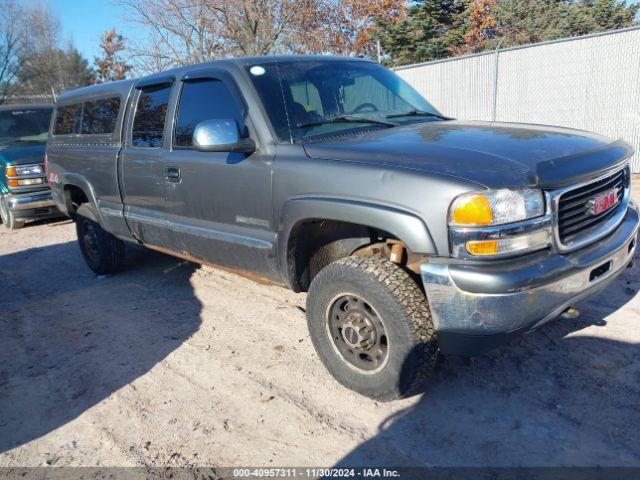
top-left (386, 109), bottom-right (452, 120)
top-left (297, 115), bottom-right (397, 129)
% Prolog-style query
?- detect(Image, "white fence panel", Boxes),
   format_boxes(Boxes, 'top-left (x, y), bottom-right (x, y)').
top-left (398, 54), bottom-right (496, 121)
top-left (396, 28), bottom-right (640, 172)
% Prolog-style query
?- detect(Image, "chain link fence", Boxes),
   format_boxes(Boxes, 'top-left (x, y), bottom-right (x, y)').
top-left (395, 27), bottom-right (640, 173)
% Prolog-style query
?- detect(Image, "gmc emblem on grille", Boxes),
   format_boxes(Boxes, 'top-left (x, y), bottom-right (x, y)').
top-left (588, 188), bottom-right (619, 216)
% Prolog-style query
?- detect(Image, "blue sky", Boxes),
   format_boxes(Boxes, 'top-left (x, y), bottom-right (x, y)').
top-left (24, 0), bottom-right (139, 61)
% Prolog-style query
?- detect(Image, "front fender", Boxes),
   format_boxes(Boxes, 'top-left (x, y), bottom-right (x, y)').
top-left (277, 196), bottom-right (437, 286)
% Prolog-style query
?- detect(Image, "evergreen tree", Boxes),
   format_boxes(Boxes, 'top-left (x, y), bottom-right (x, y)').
top-left (17, 46), bottom-right (95, 99)
top-left (64, 48), bottom-right (96, 88)
top-left (492, 0), bottom-right (568, 47)
top-left (492, 0), bottom-right (638, 48)
top-left (380, 0), bottom-right (639, 66)
top-left (380, 0), bottom-right (467, 65)
top-left (565, 0), bottom-right (640, 36)
top-left (13, 5), bottom-right (95, 100)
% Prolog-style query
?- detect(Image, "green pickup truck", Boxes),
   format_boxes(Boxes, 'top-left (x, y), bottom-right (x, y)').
top-left (0, 104), bottom-right (59, 229)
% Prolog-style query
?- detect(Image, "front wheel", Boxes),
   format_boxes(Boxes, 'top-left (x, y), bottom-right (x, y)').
top-left (0, 195), bottom-right (26, 230)
top-left (306, 256), bottom-right (438, 401)
top-left (76, 205), bottom-right (125, 275)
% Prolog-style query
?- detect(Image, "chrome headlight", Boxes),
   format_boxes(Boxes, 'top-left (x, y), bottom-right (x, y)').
top-left (449, 188), bottom-right (545, 227)
top-left (449, 188), bottom-right (550, 258)
top-left (11, 164), bottom-right (44, 176)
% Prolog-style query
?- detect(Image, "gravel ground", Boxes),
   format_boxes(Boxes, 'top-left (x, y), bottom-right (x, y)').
top-left (0, 181), bottom-right (638, 468)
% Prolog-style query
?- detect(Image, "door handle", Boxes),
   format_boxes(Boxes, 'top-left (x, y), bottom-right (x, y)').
top-left (166, 167), bottom-right (181, 183)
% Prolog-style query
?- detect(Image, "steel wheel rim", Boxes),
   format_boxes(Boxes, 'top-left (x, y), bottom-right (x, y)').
top-left (82, 221), bottom-right (101, 263)
top-left (326, 293), bottom-right (390, 374)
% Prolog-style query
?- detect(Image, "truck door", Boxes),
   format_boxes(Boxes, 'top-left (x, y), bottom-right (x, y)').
top-left (163, 70), bottom-right (275, 277)
top-left (120, 79), bottom-right (176, 249)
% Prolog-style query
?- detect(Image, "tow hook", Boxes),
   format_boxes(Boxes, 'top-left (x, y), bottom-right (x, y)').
top-left (561, 306), bottom-right (580, 319)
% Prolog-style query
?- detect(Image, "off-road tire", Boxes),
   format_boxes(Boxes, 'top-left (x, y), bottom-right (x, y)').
top-left (75, 205), bottom-right (125, 275)
top-left (0, 195), bottom-right (26, 230)
top-left (306, 255), bottom-right (438, 401)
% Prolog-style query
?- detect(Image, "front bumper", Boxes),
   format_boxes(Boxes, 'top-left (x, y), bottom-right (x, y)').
top-left (421, 204), bottom-right (639, 356)
top-left (6, 190), bottom-right (60, 220)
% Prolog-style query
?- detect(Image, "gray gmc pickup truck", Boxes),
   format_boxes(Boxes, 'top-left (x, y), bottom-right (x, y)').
top-left (47, 56), bottom-right (638, 400)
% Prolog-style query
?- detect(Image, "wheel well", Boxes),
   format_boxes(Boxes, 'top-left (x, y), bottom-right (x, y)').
top-left (287, 219), bottom-right (424, 292)
top-left (63, 185), bottom-right (90, 217)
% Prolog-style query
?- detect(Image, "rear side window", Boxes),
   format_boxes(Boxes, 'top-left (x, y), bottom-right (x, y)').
top-left (131, 84), bottom-right (172, 148)
top-left (174, 79), bottom-right (245, 147)
top-left (54, 104), bottom-right (82, 135)
top-left (81, 97), bottom-right (120, 135)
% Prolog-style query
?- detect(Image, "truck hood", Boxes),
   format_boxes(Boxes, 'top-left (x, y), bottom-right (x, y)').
top-left (302, 120), bottom-right (633, 189)
top-left (0, 142), bottom-right (47, 166)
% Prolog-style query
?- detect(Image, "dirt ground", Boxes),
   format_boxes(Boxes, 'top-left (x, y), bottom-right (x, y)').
top-left (0, 182), bottom-right (639, 468)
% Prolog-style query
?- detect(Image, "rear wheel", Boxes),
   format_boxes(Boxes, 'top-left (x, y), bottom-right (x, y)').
top-left (306, 255), bottom-right (437, 401)
top-left (0, 195), bottom-right (26, 230)
top-left (76, 205), bottom-right (125, 275)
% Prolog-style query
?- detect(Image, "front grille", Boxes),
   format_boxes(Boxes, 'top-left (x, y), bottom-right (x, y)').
top-left (557, 168), bottom-right (628, 244)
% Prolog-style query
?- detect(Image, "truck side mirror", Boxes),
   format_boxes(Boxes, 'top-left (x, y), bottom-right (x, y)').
top-left (192, 119), bottom-right (255, 155)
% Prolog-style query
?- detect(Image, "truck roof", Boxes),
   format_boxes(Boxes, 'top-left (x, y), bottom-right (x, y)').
top-left (56, 78), bottom-right (136, 105)
top-left (55, 55), bottom-right (373, 105)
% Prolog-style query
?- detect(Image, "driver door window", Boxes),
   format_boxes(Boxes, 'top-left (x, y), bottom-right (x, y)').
top-left (174, 79), bottom-right (244, 147)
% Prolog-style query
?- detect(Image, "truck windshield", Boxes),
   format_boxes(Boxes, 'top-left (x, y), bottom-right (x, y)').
top-left (245, 60), bottom-right (443, 142)
top-left (0, 107), bottom-right (52, 145)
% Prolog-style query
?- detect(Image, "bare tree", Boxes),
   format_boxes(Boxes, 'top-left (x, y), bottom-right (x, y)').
top-left (17, 5), bottom-right (65, 100)
top-left (0, 0), bottom-right (22, 103)
top-left (120, 0), bottom-right (321, 71)
top-left (303, 0), bottom-right (406, 56)
top-left (121, 0), bottom-right (404, 72)
top-left (14, 5), bottom-right (95, 101)
top-left (119, 0), bottom-right (224, 71)
top-left (211, 0), bottom-right (317, 56)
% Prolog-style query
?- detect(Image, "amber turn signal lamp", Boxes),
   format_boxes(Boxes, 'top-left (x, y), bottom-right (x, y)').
top-left (6, 167), bottom-right (17, 177)
top-left (466, 240), bottom-right (499, 255)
